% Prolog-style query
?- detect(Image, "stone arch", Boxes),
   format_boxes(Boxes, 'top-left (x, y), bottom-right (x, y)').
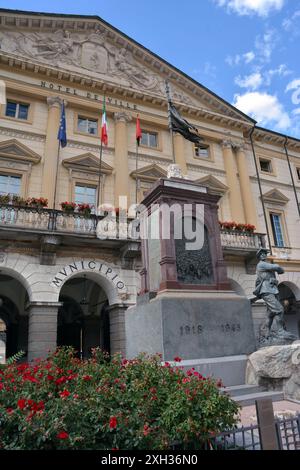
top-left (0, 266), bottom-right (31, 299)
top-left (278, 281), bottom-right (300, 301)
top-left (58, 271), bottom-right (120, 305)
top-left (52, 262), bottom-right (127, 306)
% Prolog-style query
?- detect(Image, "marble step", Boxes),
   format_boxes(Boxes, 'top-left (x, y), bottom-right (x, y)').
top-left (232, 390), bottom-right (284, 407)
top-left (221, 384), bottom-right (263, 397)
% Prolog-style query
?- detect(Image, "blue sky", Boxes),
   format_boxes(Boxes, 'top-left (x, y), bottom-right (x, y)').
top-left (1, 0), bottom-right (300, 137)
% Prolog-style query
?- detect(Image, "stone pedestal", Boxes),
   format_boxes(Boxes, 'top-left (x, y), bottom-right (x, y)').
top-left (125, 177), bottom-right (256, 360)
top-left (126, 291), bottom-right (256, 360)
top-left (28, 302), bottom-right (61, 361)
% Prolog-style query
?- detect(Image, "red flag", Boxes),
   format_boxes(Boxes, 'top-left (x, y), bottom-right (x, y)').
top-left (101, 96), bottom-right (108, 146)
top-left (136, 115), bottom-right (142, 146)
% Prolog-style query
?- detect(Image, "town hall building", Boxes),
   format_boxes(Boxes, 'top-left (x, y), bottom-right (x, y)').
top-left (0, 8), bottom-right (299, 362)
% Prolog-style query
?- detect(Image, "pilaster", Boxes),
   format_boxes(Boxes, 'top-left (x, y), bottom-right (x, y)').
top-left (114, 112), bottom-right (132, 209)
top-left (173, 133), bottom-right (187, 174)
top-left (235, 144), bottom-right (258, 227)
top-left (221, 140), bottom-right (245, 223)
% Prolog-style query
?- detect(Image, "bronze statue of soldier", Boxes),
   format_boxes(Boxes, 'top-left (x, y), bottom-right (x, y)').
top-left (253, 248), bottom-right (296, 346)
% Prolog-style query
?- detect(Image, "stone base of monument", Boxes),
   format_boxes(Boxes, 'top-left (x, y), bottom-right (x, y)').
top-left (246, 342), bottom-right (300, 401)
top-left (125, 290), bottom-right (256, 360)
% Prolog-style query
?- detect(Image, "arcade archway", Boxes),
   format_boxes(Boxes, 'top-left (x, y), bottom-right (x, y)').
top-left (279, 282), bottom-right (300, 338)
top-left (58, 275), bottom-right (110, 358)
top-left (0, 274), bottom-right (29, 360)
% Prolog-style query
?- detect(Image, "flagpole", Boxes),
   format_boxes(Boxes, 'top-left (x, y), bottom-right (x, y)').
top-left (135, 138), bottom-right (138, 206)
top-left (165, 80), bottom-right (176, 164)
top-left (97, 139), bottom-right (103, 212)
top-left (53, 141), bottom-right (61, 211)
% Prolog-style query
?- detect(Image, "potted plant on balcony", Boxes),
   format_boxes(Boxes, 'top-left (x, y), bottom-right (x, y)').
top-left (0, 194), bottom-right (10, 204)
top-left (11, 195), bottom-right (27, 207)
top-left (77, 203), bottom-right (93, 217)
top-left (60, 201), bottom-right (77, 214)
top-left (26, 197), bottom-right (48, 208)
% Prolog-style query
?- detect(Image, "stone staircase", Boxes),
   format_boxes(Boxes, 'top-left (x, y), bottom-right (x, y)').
top-left (175, 355), bottom-right (284, 407)
top-left (223, 384), bottom-right (284, 406)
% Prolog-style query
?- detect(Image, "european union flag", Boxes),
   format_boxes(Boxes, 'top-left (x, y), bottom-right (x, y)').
top-left (57, 101), bottom-right (67, 148)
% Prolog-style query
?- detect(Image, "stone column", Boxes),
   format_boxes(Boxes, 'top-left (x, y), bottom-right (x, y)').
top-left (41, 96), bottom-right (64, 209)
top-left (173, 133), bottom-right (187, 174)
top-left (107, 303), bottom-right (128, 356)
top-left (114, 112), bottom-right (132, 209)
top-left (221, 140), bottom-right (245, 223)
top-left (27, 302), bottom-right (61, 361)
top-left (235, 145), bottom-right (258, 227)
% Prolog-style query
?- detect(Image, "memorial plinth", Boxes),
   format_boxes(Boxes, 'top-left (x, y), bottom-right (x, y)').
top-left (125, 178), bottom-right (256, 360)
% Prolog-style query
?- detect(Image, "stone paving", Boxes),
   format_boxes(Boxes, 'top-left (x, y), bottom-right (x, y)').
top-left (239, 400), bottom-right (300, 427)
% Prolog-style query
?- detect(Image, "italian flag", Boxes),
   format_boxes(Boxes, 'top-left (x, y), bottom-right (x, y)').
top-left (101, 96), bottom-right (108, 146)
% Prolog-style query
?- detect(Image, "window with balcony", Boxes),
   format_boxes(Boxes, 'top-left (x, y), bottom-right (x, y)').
top-left (259, 158), bottom-right (272, 173)
top-left (141, 130), bottom-right (158, 148)
top-left (194, 144), bottom-right (210, 159)
top-left (5, 101), bottom-right (29, 120)
top-left (77, 116), bottom-right (98, 136)
top-left (270, 212), bottom-right (285, 247)
top-left (0, 174), bottom-right (21, 196)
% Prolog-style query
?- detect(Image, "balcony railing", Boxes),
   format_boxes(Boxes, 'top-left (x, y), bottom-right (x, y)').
top-left (220, 229), bottom-right (265, 252)
top-left (0, 204), bottom-right (266, 253)
top-left (0, 204), bottom-right (101, 235)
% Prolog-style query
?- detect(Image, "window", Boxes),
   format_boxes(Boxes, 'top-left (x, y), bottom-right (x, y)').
top-left (0, 174), bottom-right (21, 196)
top-left (195, 145), bottom-right (209, 158)
top-left (141, 130), bottom-right (158, 148)
top-left (296, 168), bottom-right (300, 180)
top-left (270, 213), bottom-right (285, 247)
top-left (77, 116), bottom-right (98, 135)
top-left (260, 158), bottom-right (272, 173)
top-left (75, 184), bottom-right (97, 207)
top-left (5, 101), bottom-right (29, 120)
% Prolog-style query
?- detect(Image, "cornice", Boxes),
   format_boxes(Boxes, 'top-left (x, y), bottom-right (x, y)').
top-left (0, 52), bottom-right (252, 133)
top-left (249, 175), bottom-right (300, 191)
top-left (0, 125), bottom-right (45, 142)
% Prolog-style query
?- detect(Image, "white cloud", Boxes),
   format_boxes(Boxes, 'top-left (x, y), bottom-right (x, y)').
top-left (292, 108), bottom-right (300, 116)
top-left (244, 51), bottom-right (255, 63)
top-left (286, 79), bottom-right (300, 105)
top-left (235, 72), bottom-right (263, 89)
top-left (214, 0), bottom-right (285, 16)
top-left (226, 51), bottom-right (255, 67)
top-left (233, 91), bottom-right (291, 130)
top-left (283, 10), bottom-right (300, 33)
top-left (255, 29), bottom-right (278, 63)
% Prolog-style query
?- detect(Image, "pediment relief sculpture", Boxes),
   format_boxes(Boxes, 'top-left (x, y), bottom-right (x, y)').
top-left (0, 29), bottom-right (211, 109)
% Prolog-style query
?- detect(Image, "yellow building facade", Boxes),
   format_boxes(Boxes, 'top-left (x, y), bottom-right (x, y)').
top-left (0, 9), bottom-right (299, 362)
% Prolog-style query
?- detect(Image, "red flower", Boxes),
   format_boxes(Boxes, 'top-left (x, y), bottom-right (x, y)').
top-left (57, 431), bottom-right (69, 439)
top-left (17, 398), bottom-right (27, 410)
top-left (0, 383), bottom-right (3, 391)
top-left (6, 407), bottom-right (14, 414)
top-left (59, 390), bottom-right (70, 398)
top-left (55, 376), bottom-right (67, 385)
top-left (109, 416), bottom-right (117, 430)
top-left (83, 375), bottom-right (92, 381)
top-left (173, 356), bottom-right (182, 362)
top-left (143, 424), bottom-right (150, 436)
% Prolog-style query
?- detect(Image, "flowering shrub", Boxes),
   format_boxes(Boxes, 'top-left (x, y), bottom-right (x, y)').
top-left (219, 221), bottom-right (256, 233)
top-left (0, 348), bottom-right (239, 450)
